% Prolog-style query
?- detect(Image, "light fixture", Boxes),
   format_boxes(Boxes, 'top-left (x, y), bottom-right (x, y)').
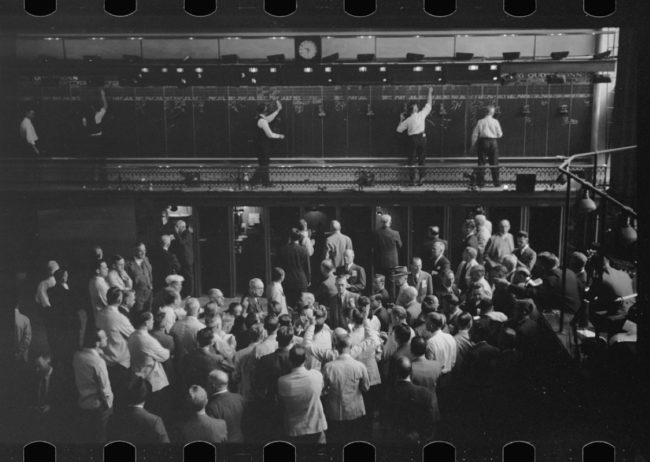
top-left (248, 67), bottom-right (259, 73)
top-left (269, 67), bottom-right (278, 73)
top-left (406, 52), bottom-right (425, 61)
top-left (356, 53), bottom-right (375, 62)
top-left (455, 52), bottom-right (474, 61)
top-left (83, 55), bottom-right (102, 63)
top-left (620, 215), bottom-right (637, 244)
top-left (140, 67), bottom-right (150, 73)
top-left (379, 66), bottom-right (387, 72)
top-left (176, 67), bottom-right (184, 73)
top-left (194, 67), bottom-right (203, 73)
top-left (593, 50), bottom-right (612, 60)
top-left (502, 52), bottom-right (520, 60)
top-left (161, 67), bottom-right (169, 73)
top-left (267, 54), bottom-right (285, 63)
top-left (413, 66), bottom-right (424, 72)
top-left (550, 51), bottom-right (570, 60)
top-left (490, 64), bottom-right (498, 71)
top-left (578, 189), bottom-right (597, 213)
top-left (434, 66), bottom-right (442, 72)
top-left (324, 66), bottom-right (332, 73)
top-left (303, 67), bottom-right (313, 73)
top-left (221, 54), bottom-right (239, 63)
top-left (468, 65), bottom-right (479, 71)
top-left (358, 66), bottom-right (368, 72)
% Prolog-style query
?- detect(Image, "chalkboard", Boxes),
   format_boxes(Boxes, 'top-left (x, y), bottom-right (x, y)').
top-left (9, 82), bottom-right (595, 158)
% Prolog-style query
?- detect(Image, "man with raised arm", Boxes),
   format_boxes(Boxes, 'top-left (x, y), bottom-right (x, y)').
top-left (397, 86), bottom-right (433, 185)
top-left (253, 99), bottom-right (285, 186)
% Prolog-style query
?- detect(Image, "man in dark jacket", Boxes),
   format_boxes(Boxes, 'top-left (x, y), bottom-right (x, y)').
top-left (278, 229), bottom-right (311, 310)
top-left (107, 376), bottom-right (170, 443)
top-left (149, 234), bottom-right (181, 292)
top-left (206, 370), bottom-right (246, 443)
top-left (388, 356), bottom-right (438, 443)
top-left (170, 220), bottom-right (194, 297)
top-left (125, 242), bottom-right (154, 313)
top-left (373, 214), bottom-right (402, 299)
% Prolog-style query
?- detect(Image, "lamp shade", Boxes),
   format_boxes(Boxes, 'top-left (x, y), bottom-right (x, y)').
top-left (578, 190), bottom-right (597, 213)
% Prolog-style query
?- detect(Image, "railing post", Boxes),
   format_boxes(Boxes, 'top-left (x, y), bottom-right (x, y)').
top-left (560, 175), bottom-right (572, 334)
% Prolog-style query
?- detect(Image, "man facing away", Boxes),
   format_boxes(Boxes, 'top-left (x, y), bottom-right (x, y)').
top-left (396, 87), bottom-right (433, 185)
top-left (277, 345), bottom-right (328, 444)
top-left (471, 105), bottom-right (503, 187)
top-left (253, 99), bottom-right (284, 186)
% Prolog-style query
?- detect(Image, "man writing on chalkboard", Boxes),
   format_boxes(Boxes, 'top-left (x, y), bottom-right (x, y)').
top-left (253, 100), bottom-right (285, 187)
top-left (396, 87), bottom-right (433, 186)
top-left (82, 88), bottom-right (108, 157)
top-left (471, 105), bottom-right (503, 188)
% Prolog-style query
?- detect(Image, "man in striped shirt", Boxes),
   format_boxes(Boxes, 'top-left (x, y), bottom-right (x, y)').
top-left (471, 105), bottom-right (503, 187)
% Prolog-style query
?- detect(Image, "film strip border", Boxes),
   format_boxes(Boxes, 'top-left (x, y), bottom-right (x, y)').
top-left (17, 440), bottom-right (624, 461)
top-left (22, 0), bottom-right (616, 20)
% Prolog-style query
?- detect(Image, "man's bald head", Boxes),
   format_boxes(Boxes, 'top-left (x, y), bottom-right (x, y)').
top-left (208, 369), bottom-right (229, 393)
top-left (395, 356), bottom-right (412, 380)
top-left (331, 220), bottom-right (341, 232)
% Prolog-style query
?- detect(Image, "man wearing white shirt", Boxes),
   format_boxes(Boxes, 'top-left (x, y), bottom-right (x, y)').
top-left (253, 99), bottom-right (284, 186)
top-left (471, 105), bottom-right (503, 187)
top-left (397, 87), bottom-right (433, 185)
top-left (89, 260), bottom-right (110, 312)
top-left (19, 108), bottom-right (40, 155)
top-left (424, 312), bottom-right (457, 374)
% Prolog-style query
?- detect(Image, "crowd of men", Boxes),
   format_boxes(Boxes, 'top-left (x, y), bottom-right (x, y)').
top-left (9, 207), bottom-right (636, 446)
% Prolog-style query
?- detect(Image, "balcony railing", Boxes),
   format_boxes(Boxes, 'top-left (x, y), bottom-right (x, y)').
top-left (0, 156), bottom-right (607, 193)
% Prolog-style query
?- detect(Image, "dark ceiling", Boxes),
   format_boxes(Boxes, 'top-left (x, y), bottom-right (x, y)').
top-left (0, 0), bottom-right (639, 34)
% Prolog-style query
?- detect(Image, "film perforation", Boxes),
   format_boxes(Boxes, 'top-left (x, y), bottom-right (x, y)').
top-left (184, 0), bottom-right (217, 17)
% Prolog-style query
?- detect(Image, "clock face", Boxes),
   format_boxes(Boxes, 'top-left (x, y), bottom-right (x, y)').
top-left (298, 40), bottom-right (318, 60)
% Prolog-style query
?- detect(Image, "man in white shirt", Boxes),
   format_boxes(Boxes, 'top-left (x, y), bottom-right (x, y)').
top-left (95, 287), bottom-right (135, 401)
top-left (424, 312), bottom-right (457, 375)
top-left (19, 108), bottom-right (40, 155)
top-left (471, 105), bottom-right (503, 187)
top-left (277, 345), bottom-right (328, 444)
top-left (396, 87), bottom-right (433, 185)
top-left (73, 327), bottom-right (113, 442)
top-left (253, 99), bottom-right (284, 186)
top-left (89, 260), bottom-right (110, 311)
top-left (170, 297), bottom-right (205, 362)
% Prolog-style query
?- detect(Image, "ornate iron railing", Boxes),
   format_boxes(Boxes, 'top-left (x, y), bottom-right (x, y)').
top-left (0, 157), bottom-right (606, 192)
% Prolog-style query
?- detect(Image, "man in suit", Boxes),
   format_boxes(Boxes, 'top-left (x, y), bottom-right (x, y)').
top-left (126, 242), bottom-right (154, 314)
top-left (408, 257), bottom-right (433, 303)
top-left (430, 241), bottom-right (451, 287)
top-left (252, 325), bottom-right (295, 441)
top-left (420, 226), bottom-right (448, 272)
top-left (484, 219), bottom-right (515, 270)
top-left (241, 278), bottom-right (268, 315)
top-left (409, 336), bottom-right (443, 391)
top-left (387, 356), bottom-right (439, 443)
top-left (323, 220), bottom-right (353, 268)
top-left (460, 219), bottom-right (479, 253)
top-left (278, 229), bottom-right (311, 310)
top-left (180, 327), bottom-right (233, 391)
top-left (149, 234), bottom-right (181, 292)
top-left (401, 286), bottom-right (422, 326)
top-left (455, 246), bottom-right (479, 294)
top-left (322, 331), bottom-right (370, 444)
top-left (337, 249), bottom-right (366, 295)
top-left (170, 220), bottom-right (194, 297)
top-left (513, 230), bottom-right (537, 271)
top-left (328, 275), bottom-right (360, 329)
top-left (179, 385), bottom-right (228, 443)
top-left (107, 375), bottom-right (170, 443)
top-left (372, 214), bottom-right (403, 299)
top-left (206, 370), bottom-right (246, 443)
top-left (316, 260), bottom-right (338, 306)
top-left (278, 345), bottom-right (328, 444)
